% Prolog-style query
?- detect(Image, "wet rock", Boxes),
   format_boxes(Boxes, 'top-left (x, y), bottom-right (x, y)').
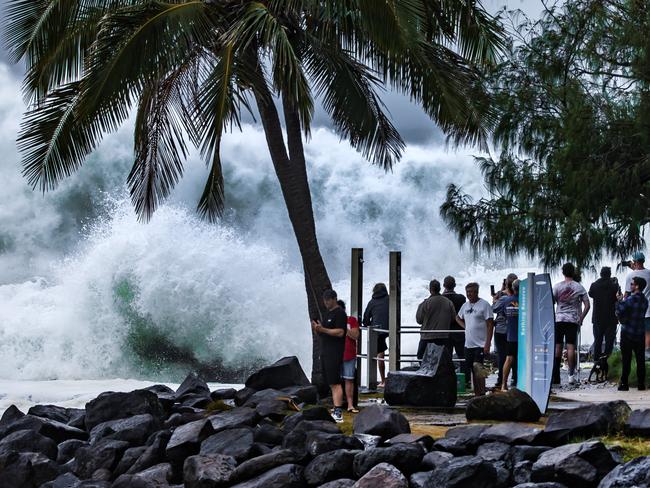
top-left (495, 462), bottom-right (511, 488)
top-left (164, 412), bottom-right (204, 430)
top-left (479, 423), bottom-right (542, 445)
top-left (542, 401), bottom-right (631, 445)
top-left (624, 409), bottom-right (650, 436)
top-left (244, 356), bottom-right (310, 391)
top-left (353, 443), bottom-right (425, 477)
top-left (352, 405), bottom-right (410, 440)
top-left (353, 433), bottom-right (382, 450)
top-left (424, 455), bottom-right (498, 488)
top-left (181, 394), bottom-right (212, 409)
top-left (466, 388), bottom-right (541, 422)
top-left (0, 451), bottom-right (62, 487)
top-left (304, 449), bottom-right (360, 485)
top-left (229, 449), bottom-right (300, 483)
top-left (305, 431), bottom-right (363, 457)
top-left (319, 479), bottom-right (355, 488)
top-left (281, 385), bottom-right (318, 404)
top-left (113, 445), bottom-right (147, 477)
top-left (234, 388), bottom-right (257, 407)
top-left (598, 455), bottom-right (650, 487)
top-left (0, 405), bottom-right (24, 429)
top-left (183, 453), bottom-right (237, 487)
top-left (112, 462), bottom-right (173, 487)
top-left (28, 405), bottom-right (74, 424)
top-left (282, 406), bottom-right (333, 433)
top-left (476, 442), bottom-right (511, 463)
top-left (433, 424), bottom-right (490, 455)
top-left (409, 471), bottom-right (432, 488)
top-left (242, 389), bottom-right (287, 409)
top-left (57, 439), bottom-right (88, 464)
top-left (0, 429), bottom-right (57, 461)
top-left (176, 372), bottom-right (211, 400)
top-left (385, 433), bottom-right (433, 451)
top-left (41, 472), bottom-right (82, 487)
top-left (531, 440), bottom-right (617, 486)
top-left (255, 400), bottom-right (287, 421)
top-left (1, 414), bottom-right (87, 443)
top-left (71, 438), bottom-right (130, 479)
top-left (513, 484), bottom-right (568, 488)
top-left (229, 463), bottom-right (305, 488)
top-left (384, 344), bottom-right (457, 408)
top-left (253, 424), bottom-right (283, 446)
top-left (91, 468), bottom-right (111, 481)
top-left (208, 408), bottom-right (257, 433)
top-left (509, 446), bottom-right (553, 466)
top-left (200, 427), bottom-right (255, 462)
top-left (282, 420), bottom-right (341, 451)
top-left (353, 462), bottom-right (408, 487)
top-left (211, 389), bottom-right (237, 401)
top-left (89, 413), bottom-right (160, 445)
top-left (513, 460), bottom-right (533, 484)
top-left (127, 429), bottom-right (171, 474)
top-left (165, 418), bottom-right (214, 465)
top-left (420, 450), bottom-right (454, 470)
top-left (84, 390), bottom-right (164, 431)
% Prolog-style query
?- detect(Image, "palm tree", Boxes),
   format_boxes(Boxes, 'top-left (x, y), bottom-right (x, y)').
top-left (4, 0), bottom-right (503, 385)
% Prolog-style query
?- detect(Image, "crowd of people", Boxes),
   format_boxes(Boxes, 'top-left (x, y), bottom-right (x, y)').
top-left (312, 252), bottom-right (650, 420)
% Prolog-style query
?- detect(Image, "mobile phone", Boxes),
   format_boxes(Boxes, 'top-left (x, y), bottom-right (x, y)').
top-left (490, 285), bottom-right (496, 296)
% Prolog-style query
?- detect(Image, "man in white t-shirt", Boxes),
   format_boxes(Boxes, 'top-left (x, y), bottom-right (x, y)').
top-left (456, 282), bottom-right (494, 396)
top-left (624, 251), bottom-right (650, 358)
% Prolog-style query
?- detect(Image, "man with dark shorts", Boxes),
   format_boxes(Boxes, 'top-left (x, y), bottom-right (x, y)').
top-left (442, 276), bottom-right (467, 383)
top-left (415, 279), bottom-right (456, 359)
top-left (589, 266), bottom-right (619, 359)
top-left (501, 279), bottom-right (520, 390)
top-left (362, 283), bottom-right (389, 387)
top-left (616, 276), bottom-right (648, 391)
top-left (311, 289), bottom-right (347, 422)
top-left (457, 283), bottom-right (494, 396)
top-left (553, 263), bottom-right (590, 385)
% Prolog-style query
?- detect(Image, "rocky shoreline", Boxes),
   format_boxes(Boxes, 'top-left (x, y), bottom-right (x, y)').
top-left (0, 356), bottom-right (649, 487)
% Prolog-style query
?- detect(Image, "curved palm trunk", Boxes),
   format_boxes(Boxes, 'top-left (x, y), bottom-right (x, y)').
top-left (253, 82), bottom-right (332, 390)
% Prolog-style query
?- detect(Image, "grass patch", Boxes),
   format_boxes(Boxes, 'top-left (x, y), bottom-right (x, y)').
top-left (602, 435), bottom-right (650, 462)
top-left (607, 350), bottom-right (650, 384)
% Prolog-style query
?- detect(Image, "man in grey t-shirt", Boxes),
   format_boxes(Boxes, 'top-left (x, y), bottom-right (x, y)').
top-left (457, 282), bottom-right (494, 396)
top-left (624, 251), bottom-right (650, 358)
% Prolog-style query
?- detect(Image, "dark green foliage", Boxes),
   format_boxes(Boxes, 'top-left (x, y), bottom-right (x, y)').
top-left (607, 350), bottom-right (650, 385)
top-left (441, 0), bottom-right (650, 268)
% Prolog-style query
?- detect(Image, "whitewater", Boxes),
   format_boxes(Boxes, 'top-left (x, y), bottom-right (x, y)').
top-left (0, 59), bottom-right (618, 411)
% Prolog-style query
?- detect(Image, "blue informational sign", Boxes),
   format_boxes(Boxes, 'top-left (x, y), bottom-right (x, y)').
top-left (517, 273), bottom-right (555, 413)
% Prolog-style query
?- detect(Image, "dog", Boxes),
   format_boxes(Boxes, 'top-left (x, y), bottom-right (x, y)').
top-left (588, 355), bottom-right (609, 383)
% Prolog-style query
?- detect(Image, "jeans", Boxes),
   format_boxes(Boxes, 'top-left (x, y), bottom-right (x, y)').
top-left (621, 334), bottom-right (646, 387)
top-left (494, 332), bottom-right (507, 385)
top-left (593, 321), bottom-right (617, 358)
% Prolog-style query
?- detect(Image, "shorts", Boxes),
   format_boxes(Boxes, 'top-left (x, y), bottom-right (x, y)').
top-left (341, 359), bottom-right (356, 380)
top-left (464, 347), bottom-right (484, 377)
top-left (506, 341), bottom-right (518, 356)
top-left (645, 317), bottom-right (650, 332)
top-left (321, 352), bottom-right (343, 386)
top-left (555, 322), bottom-right (578, 346)
top-left (377, 332), bottom-right (388, 353)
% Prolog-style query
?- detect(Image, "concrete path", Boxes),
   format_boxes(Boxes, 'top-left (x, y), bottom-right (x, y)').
top-left (553, 383), bottom-right (650, 409)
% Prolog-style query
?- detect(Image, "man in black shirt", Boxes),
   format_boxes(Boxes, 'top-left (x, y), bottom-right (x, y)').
top-left (311, 289), bottom-right (347, 422)
top-left (589, 266), bottom-right (619, 359)
top-left (442, 276), bottom-right (469, 387)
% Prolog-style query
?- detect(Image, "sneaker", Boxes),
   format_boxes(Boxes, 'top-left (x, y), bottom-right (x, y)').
top-left (618, 384), bottom-right (629, 391)
top-left (568, 375), bottom-right (577, 385)
top-left (332, 408), bottom-right (344, 423)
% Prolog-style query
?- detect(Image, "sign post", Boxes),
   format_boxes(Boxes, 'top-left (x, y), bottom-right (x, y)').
top-left (350, 248), bottom-right (363, 405)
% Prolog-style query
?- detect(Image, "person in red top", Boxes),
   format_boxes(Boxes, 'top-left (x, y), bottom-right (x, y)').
top-left (338, 300), bottom-right (360, 413)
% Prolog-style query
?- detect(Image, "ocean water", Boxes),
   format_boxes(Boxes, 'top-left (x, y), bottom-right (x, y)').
top-left (0, 61), bottom-right (618, 410)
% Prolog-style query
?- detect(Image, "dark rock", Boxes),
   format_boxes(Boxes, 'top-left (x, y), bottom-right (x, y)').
top-left (244, 356), bottom-right (310, 391)
top-left (200, 427), bottom-right (255, 462)
top-left (67, 411), bottom-right (86, 430)
top-left (229, 449), bottom-right (301, 483)
top-left (0, 405), bottom-right (24, 428)
top-left (353, 433), bottom-right (382, 450)
top-left (607, 445), bottom-right (625, 465)
top-left (28, 405), bottom-right (72, 424)
top-left (424, 455), bottom-right (498, 488)
top-left (89, 413), bottom-right (160, 445)
top-left (91, 468), bottom-right (111, 481)
top-left (282, 420), bottom-right (341, 451)
top-left (112, 462), bottom-right (173, 487)
top-left (385, 433), bottom-right (433, 451)
top-left (234, 388), bottom-right (257, 407)
top-left (624, 409), bottom-right (650, 436)
top-left (113, 445), bottom-right (147, 477)
top-left (176, 372), bottom-right (211, 400)
top-left (127, 430), bottom-right (171, 474)
top-left (165, 418), bottom-right (214, 465)
top-left (280, 385), bottom-right (318, 404)
top-left (0, 452), bottom-right (62, 487)
top-left (513, 461), bottom-right (533, 484)
top-left (513, 484), bottom-right (568, 488)
top-left (305, 431), bottom-right (363, 457)
top-left (1, 414), bottom-right (87, 443)
top-left (229, 463), bottom-right (305, 488)
top-left (598, 455), bottom-right (650, 487)
top-left (353, 443), bottom-right (425, 477)
top-left (181, 393), bottom-right (212, 409)
top-left (352, 405), bottom-right (410, 440)
top-left (353, 462), bottom-right (408, 487)
top-left (41, 472), bottom-right (82, 488)
top-left (476, 442), bottom-right (511, 463)
top-left (183, 453), bottom-right (237, 487)
top-left (0, 429), bottom-right (57, 461)
top-left (208, 408), bottom-right (257, 433)
top-left (410, 471), bottom-right (432, 488)
top-left (480, 423), bottom-right (542, 445)
top-left (211, 388), bottom-right (237, 401)
top-left (420, 451), bottom-right (453, 470)
top-left (243, 389), bottom-right (288, 408)
top-left (304, 449), bottom-right (360, 485)
top-left (84, 390), bottom-right (164, 431)
top-left (253, 424), bottom-right (283, 446)
top-left (433, 424), bottom-right (490, 455)
top-left (466, 388), bottom-right (541, 422)
top-left (509, 446), bottom-right (553, 466)
top-left (319, 480), bottom-right (355, 488)
top-left (495, 462), bottom-right (511, 488)
top-left (282, 406), bottom-right (333, 433)
top-left (531, 440), bottom-right (617, 486)
top-left (164, 412), bottom-right (204, 430)
top-left (384, 343), bottom-right (456, 408)
top-left (255, 400), bottom-right (288, 421)
top-left (57, 439), bottom-right (88, 464)
top-left (143, 384), bottom-right (175, 396)
top-left (249, 443), bottom-right (272, 457)
top-left (71, 438), bottom-right (130, 479)
top-left (542, 401), bottom-right (631, 445)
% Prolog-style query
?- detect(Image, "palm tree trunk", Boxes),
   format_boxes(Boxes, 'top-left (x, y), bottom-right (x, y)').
top-left (253, 79), bottom-right (332, 390)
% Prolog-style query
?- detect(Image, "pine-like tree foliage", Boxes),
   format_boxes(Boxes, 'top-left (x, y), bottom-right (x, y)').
top-left (441, 0), bottom-right (650, 269)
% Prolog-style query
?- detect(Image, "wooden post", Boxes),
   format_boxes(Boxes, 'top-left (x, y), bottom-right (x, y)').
top-left (351, 248), bottom-right (363, 404)
top-left (389, 251), bottom-right (401, 372)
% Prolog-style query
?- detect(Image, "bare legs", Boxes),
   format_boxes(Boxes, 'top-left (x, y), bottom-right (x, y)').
top-left (330, 384), bottom-right (343, 407)
top-left (378, 352), bottom-right (386, 386)
top-left (344, 380), bottom-right (355, 410)
top-left (502, 355), bottom-right (514, 390)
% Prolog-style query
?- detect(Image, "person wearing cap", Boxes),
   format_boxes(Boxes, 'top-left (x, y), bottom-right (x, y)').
top-left (589, 267), bottom-right (619, 360)
top-left (624, 251), bottom-right (650, 359)
top-left (616, 276), bottom-right (649, 391)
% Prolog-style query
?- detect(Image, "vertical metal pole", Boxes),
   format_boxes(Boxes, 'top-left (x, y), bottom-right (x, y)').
top-left (526, 272), bottom-right (535, 393)
top-left (351, 248), bottom-right (363, 403)
top-left (389, 251), bottom-right (401, 372)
